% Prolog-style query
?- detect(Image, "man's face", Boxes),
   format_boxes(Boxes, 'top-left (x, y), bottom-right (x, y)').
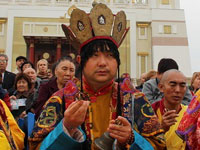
top-left (24, 68), bottom-right (37, 83)
top-left (0, 56), bottom-right (8, 72)
top-left (159, 72), bottom-right (186, 105)
top-left (83, 51), bottom-right (117, 87)
top-left (16, 59), bottom-right (25, 68)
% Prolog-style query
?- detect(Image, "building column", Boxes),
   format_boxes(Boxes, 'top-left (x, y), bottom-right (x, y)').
top-left (29, 38), bottom-right (35, 63)
top-left (56, 38), bottom-right (61, 60)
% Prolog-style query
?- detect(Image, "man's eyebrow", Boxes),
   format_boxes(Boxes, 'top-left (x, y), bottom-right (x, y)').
top-left (169, 81), bottom-right (186, 84)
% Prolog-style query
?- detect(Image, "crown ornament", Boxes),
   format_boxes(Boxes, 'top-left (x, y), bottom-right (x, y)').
top-left (62, 3), bottom-right (130, 53)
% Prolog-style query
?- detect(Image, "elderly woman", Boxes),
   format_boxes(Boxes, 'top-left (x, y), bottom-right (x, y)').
top-left (33, 56), bottom-right (76, 119)
top-left (10, 73), bottom-right (34, 120)
top-left (189, 72), bottom-right (200, 95)
top-left (36, 59), bottom-right (51, 80)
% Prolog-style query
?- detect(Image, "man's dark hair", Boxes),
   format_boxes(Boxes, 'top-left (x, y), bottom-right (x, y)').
top-left (16, 56), bottom-right (27, 62)
top-left (80, 39), bottom-right (120, 67)
top-left (80, 39), bottom-right (122, 116)
top-left (14, 73), bottom-right (32, 90)
top-left (157, 58), bottom-right (179, 74)
top-left (56, 56), bottom-right (75, 69)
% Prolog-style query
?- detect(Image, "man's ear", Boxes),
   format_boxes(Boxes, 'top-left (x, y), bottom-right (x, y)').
top-left (76, 55), bottom-right (81, 64)
top-left (158, 83), bottom-right (164, 92)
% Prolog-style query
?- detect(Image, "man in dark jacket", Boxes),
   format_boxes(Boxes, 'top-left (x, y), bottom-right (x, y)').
top-left (0, 54), bottom-right (16, 95)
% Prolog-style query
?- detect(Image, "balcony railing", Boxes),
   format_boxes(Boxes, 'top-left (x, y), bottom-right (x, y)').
top-left (0, 0), bottom-right (149, 7)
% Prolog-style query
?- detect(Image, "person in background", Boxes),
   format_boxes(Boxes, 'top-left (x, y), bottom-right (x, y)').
top-left (33, 56), bottom-right (76, 119)
top-left (0, 99), bottom-right (25, 150)
top-left (0, 54), bottom-right (16, 95)
top-left (23, 67), bottom-right (41, 91)
top-left (142, 58), bottom-right (192, 105)
top-left (10, 73), bottom-right (33, 120)
top-left (21, 61), bottom-right (34, 72)
top-left (23, 67), bottom-right (41, 112)
top-left (136, 72), bottom-right (146, 91)
top-left (152, 69), bottom-right (187, 150)
top-left (189, 72), bottom-right (200, 95)
top-left (14, 56), bottom-right (27, 74)
top-left (145, 70), bottom-right (157, 82)
top-left (36, 59), bottom-right (50, 80)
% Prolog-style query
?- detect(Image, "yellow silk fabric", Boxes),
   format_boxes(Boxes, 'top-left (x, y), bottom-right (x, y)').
top-left (156, 104), bottom-right (187, 150)
top-left (0, 100), bottom-right (25, 150)
top-left (90, 91), bottom-right (112, 150)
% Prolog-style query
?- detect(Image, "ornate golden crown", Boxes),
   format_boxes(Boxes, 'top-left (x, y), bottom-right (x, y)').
top-left (62, 3), bottom-right (129, 53)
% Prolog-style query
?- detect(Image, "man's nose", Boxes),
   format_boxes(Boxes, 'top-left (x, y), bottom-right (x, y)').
top-left (98, 55), bottom-right (107, 66)
top-left (175, 85), bottom-right (181, 92)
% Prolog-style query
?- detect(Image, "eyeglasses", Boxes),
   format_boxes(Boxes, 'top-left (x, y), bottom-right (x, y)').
top-left (0, 60), bottom-right (7, 63)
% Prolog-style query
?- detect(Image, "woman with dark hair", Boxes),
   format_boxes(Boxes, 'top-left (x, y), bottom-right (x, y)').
top-left (20, 61), bottom-right (34, 72)
top-left (33, 56), bottom-right (76, 119)
top-left (10, 73), bottom-right (34, 120)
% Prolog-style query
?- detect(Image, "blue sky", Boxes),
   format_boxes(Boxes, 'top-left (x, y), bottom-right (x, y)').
top-left (180, 0), bottom-right (200, 73)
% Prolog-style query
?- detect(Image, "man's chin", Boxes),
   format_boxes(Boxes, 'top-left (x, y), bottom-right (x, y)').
top-left (95, 77), bottom-right (112, 84)
top-left (172, 99), bottom-right (182, 104)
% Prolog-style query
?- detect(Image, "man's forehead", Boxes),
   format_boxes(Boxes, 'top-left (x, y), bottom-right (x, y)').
top-left (24, 68), bottom-right (35, 73)
top-left (167, 76), bottom-right (186, 83)
top-left (168, 80), bottom-right (186, 84)
top-left (0, 56), bottom-right (6, 60)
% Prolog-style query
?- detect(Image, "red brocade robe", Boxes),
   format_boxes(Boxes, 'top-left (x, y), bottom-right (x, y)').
top-left (29, 78), bottom-right (166, 150)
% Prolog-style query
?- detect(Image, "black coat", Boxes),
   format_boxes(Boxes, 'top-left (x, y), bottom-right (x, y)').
top-left (2, 71), bottom-right (16, 95)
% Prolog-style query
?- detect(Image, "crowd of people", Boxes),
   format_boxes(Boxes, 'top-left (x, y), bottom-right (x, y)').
top-left (1, 3), bottom-right (200, 150)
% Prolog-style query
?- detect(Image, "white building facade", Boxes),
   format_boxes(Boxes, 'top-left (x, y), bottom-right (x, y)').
top-left (0, 0), bottom-right (191, 78)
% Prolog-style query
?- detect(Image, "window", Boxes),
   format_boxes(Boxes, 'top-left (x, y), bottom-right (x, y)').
top-left (0, 23), bottom-right (4, 36)
top-left (164, 25), bottom-right (171, 34)
top-left (159, 24), bottom-right (177, 34)
top-left (137, 52), bottom-right (148, 76)
top-left (0, 24), bottom-right (2, 32)
top-left (162, 0), bottom-right (169, 5)
top-left (135, 0), bottom-right (148, 4)
top-left (138, 23), bottom-right (148, 39)
top-left (140, 27), bottom-right (145, 35)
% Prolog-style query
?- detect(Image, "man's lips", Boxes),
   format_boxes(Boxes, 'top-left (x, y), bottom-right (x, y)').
top-left (172, 96), bottom-right (182, 100)
top-left (95, 70), bottom-right (109, 75)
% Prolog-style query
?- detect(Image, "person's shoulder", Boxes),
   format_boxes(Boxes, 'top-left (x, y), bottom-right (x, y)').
top-left (143, 78), bottom-right (158, 90)
top-left (5, 70), bottom-right (16, 76)
top-left (40, 77), bottom-right (56, 86)
top-left (145, 78), bottom-right (157, 85)
top-left (181, 104), bottom-right (188, 110)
